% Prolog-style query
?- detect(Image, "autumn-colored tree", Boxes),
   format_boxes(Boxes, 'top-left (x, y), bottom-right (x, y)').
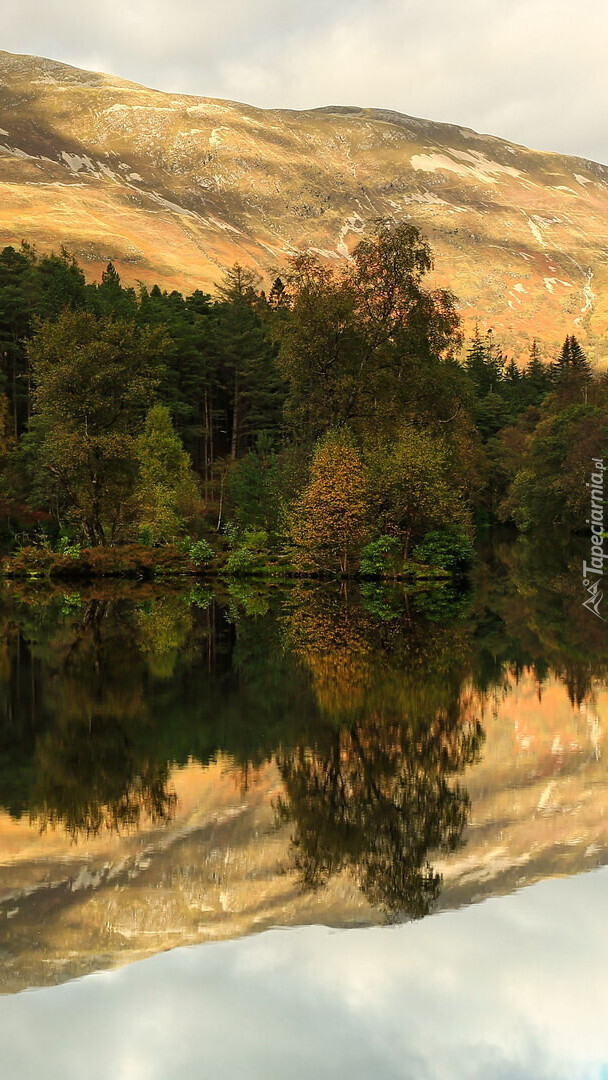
top-left (290, 432), bottom-right (370, 574)
top-left (135, 405), bottom-right (201, 543)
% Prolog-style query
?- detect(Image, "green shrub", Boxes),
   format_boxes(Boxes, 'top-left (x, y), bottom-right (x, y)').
top-left (225, 546), bottom-right (257, 575)
top-left (359, 536), bottom-right (402, 577)
top-left (188, 539), bottom-right (214, 568)
top-left (137, 526), bottom-right (154, 546)
top-left (412, 530), bottom-right (475, 573)
top-left (224, 527), bottom-right (270, 575)
top-left (56, 536), bottom-right (81, 560)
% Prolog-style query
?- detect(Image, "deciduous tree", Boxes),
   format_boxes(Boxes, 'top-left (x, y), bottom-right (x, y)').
top-left (135, 405), bottom-right (201, 543)
top-left (290, 431), bottom-right (369, 574)
top-left (27, 311), bottom-right (166, 544)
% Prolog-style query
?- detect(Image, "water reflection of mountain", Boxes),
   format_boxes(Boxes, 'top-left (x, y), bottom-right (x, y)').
top-left (0, 537), bottom-right (607, 991)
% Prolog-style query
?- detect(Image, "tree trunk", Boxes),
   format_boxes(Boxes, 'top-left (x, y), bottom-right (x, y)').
top-left (203, 389), bottom-right (209, 502)
top-left (231, 372), bottom-right (239, 461)
top-left (217, 470), bottom-right (225, 532)
top-left (403, 528), bottom-right (412, 562)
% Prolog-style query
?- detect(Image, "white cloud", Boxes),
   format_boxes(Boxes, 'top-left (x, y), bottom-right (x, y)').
top-left (0, 0), bottom-right (606, 161)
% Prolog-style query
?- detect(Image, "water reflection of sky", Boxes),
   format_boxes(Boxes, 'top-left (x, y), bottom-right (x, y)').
top-left (1, 868), bottom-right (607, 1080)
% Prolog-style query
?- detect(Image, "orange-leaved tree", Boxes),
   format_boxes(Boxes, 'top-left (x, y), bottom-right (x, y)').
top-left (290, 431), bottom-right (369, 575)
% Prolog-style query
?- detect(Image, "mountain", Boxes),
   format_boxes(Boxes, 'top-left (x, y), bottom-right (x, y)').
top-left (1, 673), bottom-right (607, 994)
top-left (1, 49), bottom-right (607, 362)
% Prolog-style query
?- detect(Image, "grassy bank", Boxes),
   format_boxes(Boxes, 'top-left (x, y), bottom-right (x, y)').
top-left (1, 544), bottom-right (452, 582)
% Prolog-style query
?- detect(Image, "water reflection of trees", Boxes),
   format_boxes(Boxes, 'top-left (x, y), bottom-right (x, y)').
top-left (276, 714), bottom-right (482, 918)
top-left (0, 591), bottom-right (190, 836)
top-left (472, 533), bottom-right (608, 705)
top-left (0, 539), bottom-right (606, 912)
top-left (31, 598), bottom-right (175, 835)
top-left (278, 589), bottom-right (483, 917)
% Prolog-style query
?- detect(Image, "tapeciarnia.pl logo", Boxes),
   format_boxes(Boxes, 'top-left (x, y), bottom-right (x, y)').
top-left (582, 457), bottom-right (606, 621)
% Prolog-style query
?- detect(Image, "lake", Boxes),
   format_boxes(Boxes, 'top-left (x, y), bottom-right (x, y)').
top-left (0, 535), bottom-right (607, 1076)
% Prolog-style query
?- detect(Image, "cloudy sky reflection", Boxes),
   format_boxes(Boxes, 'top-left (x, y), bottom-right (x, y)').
top-left (1, 867), bottom-right (607, 1079)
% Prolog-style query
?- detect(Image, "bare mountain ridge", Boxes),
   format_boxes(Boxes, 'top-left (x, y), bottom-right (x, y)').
top-left (1, 49), bottom-right (608, 361)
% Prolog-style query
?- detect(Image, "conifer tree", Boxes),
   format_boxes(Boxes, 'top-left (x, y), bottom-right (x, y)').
top-left (216, 265), bottom-right (284, 460)
top-left (268, 277), bottom-right (288, 309)
top-left (551, 334), bottom-right (593, 402)
top-left (523, 339), bottom-right (551, 405)
top-left (463, 327), bottom-right (505, 396)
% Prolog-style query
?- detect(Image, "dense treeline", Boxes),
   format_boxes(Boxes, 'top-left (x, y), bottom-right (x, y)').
top-left (0, 225), bottom-right (606, 575)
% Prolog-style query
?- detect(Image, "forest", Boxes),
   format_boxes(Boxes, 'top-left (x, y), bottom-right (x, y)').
top-left (0, 221), bottom-right (606, 578)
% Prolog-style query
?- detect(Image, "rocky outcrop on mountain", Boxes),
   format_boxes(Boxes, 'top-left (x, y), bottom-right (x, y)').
top-left (1, 50), bottom-right (608, 362)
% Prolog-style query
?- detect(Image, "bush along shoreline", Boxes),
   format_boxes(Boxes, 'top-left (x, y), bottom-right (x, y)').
top-left (1, 535), bottom-right (456, 582)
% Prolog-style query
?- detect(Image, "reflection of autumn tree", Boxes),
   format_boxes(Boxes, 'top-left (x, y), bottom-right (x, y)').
top-left (279, 589), bottom-right (484, 917)
top-left (284, 589), bottom-right (373, 714)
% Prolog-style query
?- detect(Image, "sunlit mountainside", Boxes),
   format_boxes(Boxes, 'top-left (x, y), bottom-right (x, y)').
top-left (1, 50), bottom-right (608, 361)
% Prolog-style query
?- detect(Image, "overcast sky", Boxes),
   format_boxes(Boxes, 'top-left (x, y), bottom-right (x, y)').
top-left (1, 0), bottom-right (607, 164)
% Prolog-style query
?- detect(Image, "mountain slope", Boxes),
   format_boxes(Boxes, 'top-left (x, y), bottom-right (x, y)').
top-left (1, 50), bottom-right (607, 361)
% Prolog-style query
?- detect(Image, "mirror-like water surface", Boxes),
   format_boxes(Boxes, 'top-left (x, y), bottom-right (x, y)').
top-left (0, 538), bottom-right (607, 1074)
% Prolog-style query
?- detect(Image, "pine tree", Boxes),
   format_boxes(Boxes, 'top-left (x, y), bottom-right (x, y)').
top-left (464, 327), bottom-right (505, 396)
top-left (268, 276), bottom-right (288, 310)
top-left (551, 334), bottom-right (593, 402)
top-left (523, 339), bottom-right (551, 406)
top-left (91, 261), bottom-right (138, 318)
top-left (216, 265), bottom-right (284, 460)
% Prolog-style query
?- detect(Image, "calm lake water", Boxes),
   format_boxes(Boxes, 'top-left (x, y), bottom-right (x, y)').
top-left (0, 536), bottom-right (607, 1076)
